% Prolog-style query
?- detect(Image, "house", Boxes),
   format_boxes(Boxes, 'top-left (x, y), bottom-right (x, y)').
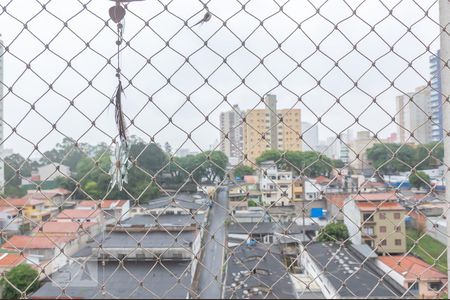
top-left (33, 221), bottom-right (101, 242)
top-left (229, 184), bottom-right (261, 212)
top-left (259, 161), bottom-right (293, 206)
top-left (31, 213), bottom-right (203, 299)
top-left (292, 177), bottom-right (327, 217)
top-left (55, 209), bottom-right (103, 223)
top-left (0, 252), bottom-right (27, 272)
top-left (344, 192), bottom-right (406, 254)
top-left (0, 206), bottom-right (23, 232)
top-left (377, 255), bottom-right (447, 298)
top-left (1, 235), bottom-right (78, 274)
top-left (36, 164), bottom-right (71, 181)
top-left (325, 193), bottom-right (349, 222)
top-left (26, 188), bottom-right (72, 208)
top-left (0, 198), bottom-right (51, 222)
top-left (77, 200), bottom-right (130, 223)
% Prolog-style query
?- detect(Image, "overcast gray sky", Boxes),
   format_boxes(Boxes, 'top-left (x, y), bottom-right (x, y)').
top-left (0, 0), bottom-right (441, 157)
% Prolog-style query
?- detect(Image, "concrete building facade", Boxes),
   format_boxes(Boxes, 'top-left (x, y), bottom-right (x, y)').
top-left (429, 50), bottom-right (443, 142)
top-left (396, 86), bottom-right (432, 144)
top-left (219, 104), bottom-right (244, 165)
top-left (243, 94), bottom-right (302, 164)
top-left (344, 192), bottom-right (406, 254)
top-left (301, 122), bottom-right (319, 151)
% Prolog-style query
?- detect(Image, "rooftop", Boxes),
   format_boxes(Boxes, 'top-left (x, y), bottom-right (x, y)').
top-left (378, 255), bottom-right (447, 281)
top-left (56, 209), bottom-right (102, 219)
top-left (2, 235), bottom-right (74, 250)
top-left (78, 199), bottom-right (129, 209)
top-left (325, 193), bottom-right (349, 209)
top-left (139, 194), bottom-right (208, 211)
top-left (0, 252), bottom-right (26, 267)
top-left (123, 214), bottom-right (204, 227)
top-left (224, 242), bottom-right (297, 299)
top-left (304, 242), bottom-right (409, 298)
top-left (350, 191), bottom-right (398, 202)
top-left (356, 202), bottom-right (405, 211)
top-left (228, 222), bottom-right (319, 236)
top-left (91, 230), bottom-right (196, 250)
top-left (33, 221), bottom-right (96, 234)
top-left (31, 261), bottom-right (191, 299)
top-left (0, 198), bottom-right (44, 207)
top-left (26, 188), bottom-right (71, 199)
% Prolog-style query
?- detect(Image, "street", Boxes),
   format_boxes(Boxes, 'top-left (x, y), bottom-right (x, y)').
top-left (196, 187), bottom-right (229, 299)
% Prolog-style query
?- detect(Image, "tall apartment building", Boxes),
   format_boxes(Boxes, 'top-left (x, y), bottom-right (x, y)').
top-left (219, 104), bottom-right (243, 165)
top-left (430, 50), bottom-right (443, 142)
top-left (344, 192), bottom-right (406, 255)
top-left (301, 122), bottom-right (319, 151)
top-left (396, 86), bottom-right (431, 145)
top-left (243, 94), bottom-right (302, 164)
top-left (348, 131), bottom-right (377, 173)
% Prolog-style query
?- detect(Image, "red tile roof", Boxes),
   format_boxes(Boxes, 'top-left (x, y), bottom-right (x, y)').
top-left (350, 191), bottom-right (398, 202)
top-left (0, 198), bottom-right (44, 208)
top-left (2, 235), bottom-right (73, 250)
top-left (26, 188), bottom-right (71, 200)
top-left (315, 176), bottom-right (331, 185)
top-left (0, 206), bottom-right (19, 216)
top-left (379, 255), bottom-right (447, 281)
top-left (33, 221), bottom-right (96, 234)
top-left (0, 253), bottom-right (26, 267)
top-left (56, 209), bottom-right (101, 220)
top-left (326, 193), bottom-right (349, 209)
top-left (356, 202), bottom-right (405, 211)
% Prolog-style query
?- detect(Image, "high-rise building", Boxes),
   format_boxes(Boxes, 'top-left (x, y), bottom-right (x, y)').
top-left (219, 104), bottom-right (243, 165)
top-left (301, 122), bottom-right (319, 151)
top-left (242, 94), bottom-right (302, 164)
top-left (430, 50), bottom-right (443, 142)
top-left (396, 86), bottom-right (431, 145)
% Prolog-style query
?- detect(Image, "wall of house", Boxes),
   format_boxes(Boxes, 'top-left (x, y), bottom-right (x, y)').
top-left (343, 199), bottom-right (361, 245)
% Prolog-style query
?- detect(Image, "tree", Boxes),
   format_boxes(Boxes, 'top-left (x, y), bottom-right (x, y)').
top-left (255, 150), bottom-right (282, 166)
top-left (367, 143), bottom-right (416, 174)
top-left (255, 150), bottom-right (333, 177)
top-left (409, 171), bottom-right (431, 189)
top-left (164, 142), bottom-right (172, 156)
top-left (233, 165), bottom-right (254, 179)
top-left (4, 154), bottom-right (33, 197)
top-left (317, 222), bottom-right (349, 242)
top-left (1, 264), bottom-right (40, 299)
top-left (414, 142), bottom-right (444, 170)
top-left (201, 151), bottom-right (228, 182)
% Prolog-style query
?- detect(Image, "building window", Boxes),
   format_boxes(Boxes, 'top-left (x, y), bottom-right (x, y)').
top-left (395, 226), bottom-right (401, 232)
top-left (408, 282), bottom-right (419, 291)
top-left (394, 213), bottom-right (401, 220)
top-left (380, 226), bottom-right (386, 233)
top-left (379, 212), bottom-right (386, 220)
top-left (363, 227), bottom-right (374, 236)
top-left (395, 239), bottom-right (402, 246)
top-left (363, 213), bottom-right (374, 222)
top-left (429, 282), bottom-right (443, 291)
top-left (380, 239), bottom-right (387, 246)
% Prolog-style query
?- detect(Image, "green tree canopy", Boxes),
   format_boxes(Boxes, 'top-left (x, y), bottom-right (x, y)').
top-left (255, 150), bottom-right (333, 177)
top-left (233, 165), bottom-right (255, 179)
top-left (317, 222), bottom-right (350, 242)
top-left (409, 171), bottom-right (431, 189)
top-left (1, 264), bottom-right (40, 299)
